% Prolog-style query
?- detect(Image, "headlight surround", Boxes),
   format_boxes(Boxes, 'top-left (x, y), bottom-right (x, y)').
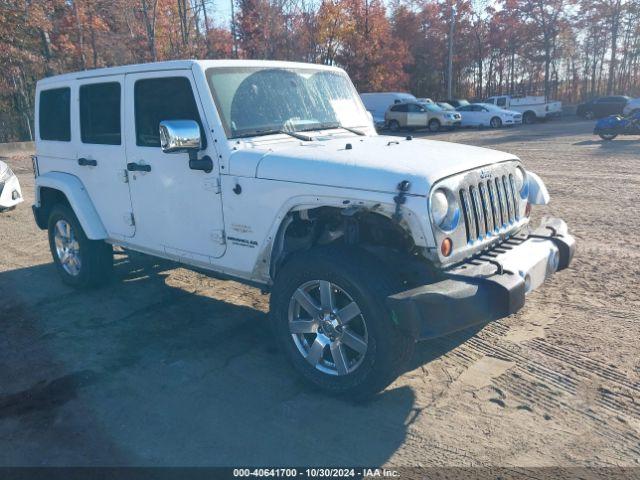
top-left (514, 166), bottom-right (529, 199)
top-left (0, 166), bottom-right (13, 182)
top-left (430, 188), bottom-right (460, 231)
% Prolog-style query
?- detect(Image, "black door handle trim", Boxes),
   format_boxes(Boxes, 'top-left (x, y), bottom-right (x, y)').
top-left (189, 155), bottom-right (213, 173)
top-left (78, 158), bottom-right (97, 167)
top-left (127, 162), bottom-right (151, 172)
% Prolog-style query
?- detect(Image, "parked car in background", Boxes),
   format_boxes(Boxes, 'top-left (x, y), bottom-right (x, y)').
top-left (360, 92), bottom-right (417, 128)
top-left (484, 95), bottom-right (562, 124)
top-left (622, 97), bottom-right (640, 116)
top-left (0, 161), bottom-right (23, 212)
top-left (576, 96), bottom-right (631, 119)
top-left (445, 99), bottom-right (470, 108)
top-left (594, 110), bottom-right (640, 140)
top-left (436, 102), bottom-right (456, 111)
top-left (385, 101), bottom-right (462, 132)
top-left (457, 103), bottom-right (522, 128)
top-left (416, 97), bottom-right (434, 104)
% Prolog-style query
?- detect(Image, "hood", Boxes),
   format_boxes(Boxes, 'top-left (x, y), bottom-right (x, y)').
top-left (230, 135), bottom-right (518, 195)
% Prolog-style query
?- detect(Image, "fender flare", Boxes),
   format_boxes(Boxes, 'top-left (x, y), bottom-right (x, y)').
top-left (526, 170), bottom-right (550, 205)
top-left (35, 172), bottom-right (108, 240)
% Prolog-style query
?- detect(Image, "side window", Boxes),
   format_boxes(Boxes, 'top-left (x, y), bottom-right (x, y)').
top-left (486, 98), bottom-right (495, 104)
top-left (407, 104), bottom-right (422, 113)
top-left (80, 82), bottom-right (121, 145)
top-left (134, 77), bottom-right (205, 148)
top-left (496, 97), bottom-right (507, 107)
top-left (39, 87), bottom-right (71, 141)
top-left (458, 106), bottom-right (471, 112)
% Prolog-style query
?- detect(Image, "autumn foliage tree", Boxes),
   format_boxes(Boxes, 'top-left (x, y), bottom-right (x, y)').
top-left (1, 0), bottom-right (639, 142)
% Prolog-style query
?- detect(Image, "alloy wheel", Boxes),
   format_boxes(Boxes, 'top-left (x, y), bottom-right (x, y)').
top-left (54, 219), bottom-right (82, 276)
top-left (288, 280), bottom-right (368, 376)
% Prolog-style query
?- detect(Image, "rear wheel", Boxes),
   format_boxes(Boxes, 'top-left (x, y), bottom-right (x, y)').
top-left (428, 119), bottom-right (441, 132)
top-left (47, 204), bottom-right (113, 288)
top-left (523, 111), bottom-right (536, 124)
top-left (388, 120), bottom-right (400, 132)
top-left (599, 133), bottom-right (618, 141)
top-left (270, 247), bottom-right (415, 400)
top-left (490, 116), bottom-right (502, 128)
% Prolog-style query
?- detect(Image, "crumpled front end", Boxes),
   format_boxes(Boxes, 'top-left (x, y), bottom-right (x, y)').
top-left (388, 217), bottom-right (575, 340)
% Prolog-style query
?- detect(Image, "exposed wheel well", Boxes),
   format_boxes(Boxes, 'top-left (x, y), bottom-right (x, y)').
top-left (34, 187), bottom-right (71, 229)
top-left (269, 206), bottom-right (436, 288)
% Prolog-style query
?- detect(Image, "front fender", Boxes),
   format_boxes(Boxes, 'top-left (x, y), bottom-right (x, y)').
top-left (35, 172), bottom-right (107, 240)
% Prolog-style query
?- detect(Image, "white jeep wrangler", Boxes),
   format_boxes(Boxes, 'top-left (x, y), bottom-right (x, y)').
top-left (32, 60), bottom-right (575, 398)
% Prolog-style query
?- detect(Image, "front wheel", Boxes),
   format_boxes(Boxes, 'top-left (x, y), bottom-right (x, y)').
top-left (270, 247), bottom-right (415, 400)
top-left (523, 111), bottom-right (536, 124)
top-left (490, 116), bottom-right (502, 128)
top-left (599, 133), bottom-right (618, 141)
top-left (48, 204), bottom-right (113, 288)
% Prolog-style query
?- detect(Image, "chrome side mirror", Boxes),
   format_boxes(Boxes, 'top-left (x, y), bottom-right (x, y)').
top-left (159, 120), bottom-right (201, 154)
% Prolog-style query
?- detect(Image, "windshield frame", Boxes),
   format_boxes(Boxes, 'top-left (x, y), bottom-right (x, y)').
top-left (205, 66), bottom-right (371, 140)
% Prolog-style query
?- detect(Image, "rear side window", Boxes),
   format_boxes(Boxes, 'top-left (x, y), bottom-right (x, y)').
top-left (134, 77), bottom-right (205, 148)
top-left (80, 82), bottom-right (121, 145)
top-left (391, 104), bottom-right (408, 112)
top-left (39, 88), bottom-right (71, 141)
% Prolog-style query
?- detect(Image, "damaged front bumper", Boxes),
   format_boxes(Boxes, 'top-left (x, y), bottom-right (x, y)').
top-left (387, 217), bottom-right (576, 340)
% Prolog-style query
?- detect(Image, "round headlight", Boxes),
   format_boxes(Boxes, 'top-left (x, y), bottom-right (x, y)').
top-left (431, 190), bottom-right (448, 226)
top-left (430, 188), bottom-right (460, 231)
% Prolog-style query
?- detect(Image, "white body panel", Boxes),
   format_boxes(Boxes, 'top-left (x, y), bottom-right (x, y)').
top-left (457, 104), bottom-right (522, 127)
top-left (34, 60), bottom-right (531, 286)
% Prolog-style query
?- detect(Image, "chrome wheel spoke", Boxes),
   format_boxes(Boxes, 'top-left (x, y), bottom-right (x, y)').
top-left (341, 329), bottom-right (367, 354)
top-left (319, 280), bottom-right (334, 311)
top-left (289, 319), bottom-right (318, 334)
top-left (330, 342), bottom-right (349, 375)
top-left (293, 288), bottom-right (321, 318)
top-left (336, 301), bottom-right (361, 325)
top-left (56, 222), bottom-right (67, 240)
top-left (306, 335), bottom-right (329, 366)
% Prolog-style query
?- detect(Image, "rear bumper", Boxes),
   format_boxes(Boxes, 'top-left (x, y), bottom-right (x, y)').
top-left (388, 217), bottom-right (576, 340)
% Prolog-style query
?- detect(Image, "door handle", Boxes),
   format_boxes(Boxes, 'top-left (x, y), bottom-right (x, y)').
top-left (127, 162), bottom-right (151, 172)
top-left (189, 155), bottom-right (213, 173)
top-left (78, 157), bottom-right (97, 167)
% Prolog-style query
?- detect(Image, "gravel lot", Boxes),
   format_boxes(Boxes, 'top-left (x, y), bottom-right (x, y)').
top-left (1, 119), bottom-right (639, 467)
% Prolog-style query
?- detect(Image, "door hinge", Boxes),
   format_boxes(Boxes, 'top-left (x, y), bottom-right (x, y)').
top-left (210, 230), bottom-right (226, 245)
top-left (120, 169), bottom-right (129, 183)
top-left (125, 212), bottom-right (135, 226)
top-left (204, 177), bottom-right (221, 194)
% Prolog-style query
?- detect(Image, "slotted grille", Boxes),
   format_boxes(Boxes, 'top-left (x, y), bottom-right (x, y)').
top-left (460, 174), bottom-right (519, 243)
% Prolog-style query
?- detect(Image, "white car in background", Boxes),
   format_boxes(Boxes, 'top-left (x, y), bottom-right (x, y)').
top-left (0, 160), bottom-right (23, 212)
top-left (623, 97), bottom-right (640, 116)
top-left (456, 103), bottom-right (523, 128)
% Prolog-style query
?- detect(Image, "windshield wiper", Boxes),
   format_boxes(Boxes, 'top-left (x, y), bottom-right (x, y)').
top-left (234, 129), bottom-right (314, 141)
top-left (302, 123), bottom-right (366, 136)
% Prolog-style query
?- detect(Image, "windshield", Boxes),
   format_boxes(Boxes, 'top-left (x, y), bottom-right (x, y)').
top-left (479, 103), bottom-right (503, 112)
top-left (424, 103), bottom-right (443, 112)
top-left (206, 66), bottom-right (371, 139)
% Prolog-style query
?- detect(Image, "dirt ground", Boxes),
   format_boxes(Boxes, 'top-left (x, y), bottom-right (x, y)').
top-left (0, 119), bottom-right (639, 468)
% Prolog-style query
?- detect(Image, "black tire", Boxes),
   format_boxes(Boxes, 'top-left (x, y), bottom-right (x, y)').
top-left (599, 133), bottom-right (618, 141)
top-left (388, 120), bottom-right (400, 132)
top-left (428, 119), bottom-right (441, 132)
top-left (523, 111), bottom-right (536, 124)
top-left (490, 116), bottom-right (502, 128)
top-left (47, 204), bottom-right (113, 288)
top-left (270, 247), bottom-right (415, 400)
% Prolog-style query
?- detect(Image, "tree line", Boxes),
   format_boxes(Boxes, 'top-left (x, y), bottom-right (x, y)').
top-left (1, 0), bottom-right (639, 142)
